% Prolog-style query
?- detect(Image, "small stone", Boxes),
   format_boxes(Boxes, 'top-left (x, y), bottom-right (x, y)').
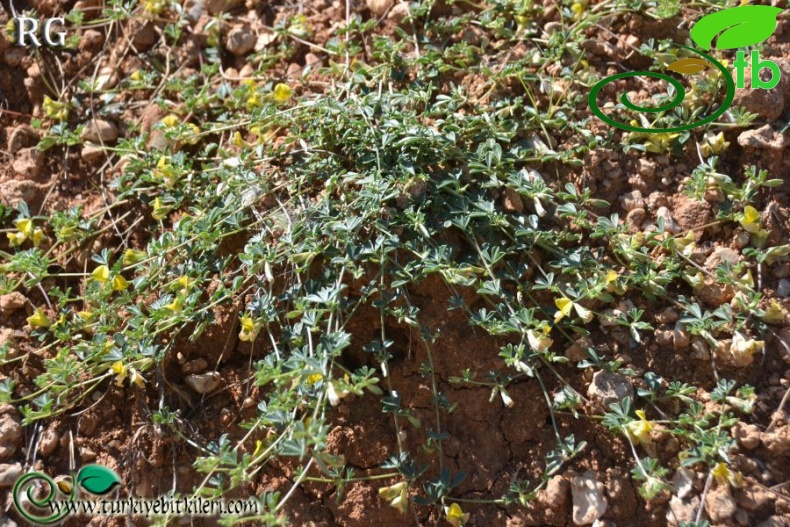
top-left (80, 119), bottom-right (118, 143)
top-left (656, 207), bottom-right (680, 233)
top-left (673, 322), bottom-right (690, 349)
top-left (4, 48), bottom-right (26, 67)
top-left (587, 371), bottom-right (633, 407)
top-left (304, 52), bottom-right (321, 68)
top-left (571, 471), bottom-right (607, 525)
top-left (94, 66), bottom-right (116, 91)
top-left (80, 29), bottom-right (104, 48)
top-left (0, 463), bottom-right (22, 488)
top-left (366, 0), bottom-right (393, 16)
top-left (705, 247), bottom-right (740, 271)
top-left (387, 2), bottom-right (409, 24)
top-left (131, 20), bottom-right (157, 51)
top-left (655, 308), bottom-right (679, 325)
top-left (734, 508), bottom-right (749, 527)
top-left (206, 0), bottom-right (244, 15)
top-left (705, 485), bottom-right (737, 523)
top-left (7, 125), bottom-right (39, 154)
top-left (732, 423), bottom-right (761, 450)
top-left (691, 337), bottom-right (710, 361)
top-left (737, 486), bottom-right (772, 513)
top-left (619, 190), bottom-right (644, 212)
top-left (503, 188), bottom-right (524, 213)
top-left (696, 279), bottom-right (735, 307)
top-left (12, 147), bottom-right (43, 181)
top-left (81, 145), bottom-right (105, 163)
top-left (672, 468), bottom-right (695, 499)
top-left (181, 358), bottom-right (208, 375)
top-left (0, 293), bottom-right (26, 315)
top-left (734, 80), bottom-right (785, 121)
top-left (225, 25), bottom-right (255, 56)
top-left (667, 495), bottom-right (700, 527)
top-left (733, 230), bottom-right (751, 249)
top-left (183, 0), bottom-right (204, 21)
top-left (761, 426), bottom-right (790, 456)
top-left (184, 372), bottom-right (221, 394)
top-left (757, 516), bottom-right (788, 527)
top-left (0, 413), bottom-right (21, 461)
top-left (655, 328), bottom-right (673, 347)
top-left (777, 279), bottom-right (790, 299)
top-left (737, 125), bottom-right (787, 151)
top-left (625, 208), bottom-right (645, 229)
top-left (38, 427), bottom-right (59, 457)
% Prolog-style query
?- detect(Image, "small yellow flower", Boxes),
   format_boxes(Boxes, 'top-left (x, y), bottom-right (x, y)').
top-left (122, 249), bottom-right (147, 266)
top-left (378, 482), bottom-right (408, 514)
top-left (142, 0), bottom-right (167, 14)
top-left (700, 132), bottom-right (730, 158)
top-left (129, 368), bottom-right (146, 389)
top-left (164, 296), bottom-right (184, 313)
top-left (15, 218), bottom-right (33, 237)
top-left (151, 197), bottom-right (171, 220)
top-left (42, 96), bottom-right (69, 121)
top-left (729, 332), bottom-right (764, 366)
top-left (182, 123), bottom-right (201, 145)
top-left (111, 361), bottom-right (127, 386)
top-left (625, 409), bottom-right (654, 445)
top-left (111, 274), bottom-right (129, 291)
top-left (712, 462), bottom-right (742, 488)
top-left (130, 70), bottom-right (143, 82)
top-left (554, 298), bottom-right (593, 324)
top-left (273, 83), bottom-right (293, 103)
top-left (739, 206), bottom-right (761, 234)
top-left (91, 265), bottom-right (111, 283)
top-left (239, 315), bottom-right (261, 342)
top-left (31, 228), bottom-right (45, 246)
top-left (160, 114), bottom-right (180, 128)
top-left (570, 2), bottom-right (584, 17)
top-left (77, 310), bottom-right (94, 322)
top-left (288, 14), bottom-right (311, 38)
top-left (27, 309), bottom-right (51, 328)
top-left (761, 300), bottom-right (786, 325)
top-left (444, 503), bottom-right (470, 527)
top-left (305, 372), bottom-right (323, 385)
top-left (526, 327), bottom-right (553, 352)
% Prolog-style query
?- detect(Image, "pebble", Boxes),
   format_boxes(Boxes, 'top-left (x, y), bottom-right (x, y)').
top-left (587, 371), bottom-right (633, 407)
top-left (0, 411), bottom-right (22, 461)
top-left (387, 2), bottom-right (409, 25)
top-left (184, 372), bottom-right (221, 394)
top-left (705, 485), bottom-right (737, 523)
top-left (37, 427), bottom-right (59, 457)
top-left (673, 322), bottom-right (690, 349)
top-left (732, 423), bottom-right (761, 450)
top-left (225, 25), bottom-right (255, 56)
top-left (0, 463), bottom-right (22, 488)
top-left (672, 468), bottom-right (694, 499)
top-left (704, 247), bottom-right (740, 271)
top-left (777, 279), bottom-right (790, 299)
top-left (12, 147), bottom-right (43, 181)
top-left (7, 125), bottom-right (38, 154)
top-left (81, 145), bottom-right (105, 163)
top-left (80, 119), bottom-right (118, 143)
top-left (366, 0), bottom-right (393, 16)
top-left (0, 293), bottom-right (26, 315)
top-left (691, 337), bottom-right (710, 361)
top-left (667, 495), bottom-right (699, 527)
top-left (503, 188), bottom-right (524, 213)
top-left (131, 20), bottom-right (157, 51)
top-left (181, 358), bottom-right (208, 375)
top-left (737, 125), bottom-right (786, 150)
top-left (206, 0), bottom-right (244, 15)
top-left (656, 207), bottom-right (680, 233)
top-left (619, 190), bottom-right (644, 212)
top-left (571, 471), bottom-right (608, 525)
top-left (757, 516), bottom-right (788, 527)
top-left (761, 426), bottom-right (790, 456)
top-left (655, 307), bottom-right (679, 325)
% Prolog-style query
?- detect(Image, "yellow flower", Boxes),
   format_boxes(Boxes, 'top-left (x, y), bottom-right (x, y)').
top-left (27, 309), bottom-right (51, 328)
top-left (670, 231), bottom-right (696, 256)
top-left (111, 274), bottom-right (129, 291)
top-left (111, 361), bottom-right (127, 386)
top-left (129, 368), bottom-right (146, 389)
top-left (625, 410), bottom-right (654, 445)
top-left (239, 315), bottom-right (261, 342)
top-left (378, 482), bottom-right (408, 514)
top-left (444, 503), bottom-right (470, 527)
top-left (288, 14), bottom-right (311, 38)
top-left (712, 462), bottom-right (742, 488)
top-left (305, 372), bottom-right (323, 385)
top-left (77, 310), bottom-right (94, 322)
top-left (142, 0), bottom-right (167, 14)
top-left (570, 2), bottom-right (584, 17)
top-left (122, 249), bottom-right (147, 266)
top-left (42, 96), bottom-right (69, 121)
top-left (91, 265), bottom-right (111, 283)
top-left (700, 132), bottom-right (730, 158)
top-left (739, 206), bottom-right (761, 234)
top-left (160, 114), bottom-right (179, 128)
top-left (164, 296), bottom-right (184, 313)
top-left (182, 123), bottom-right (201, 145)
top-left (729, 332), bottom-right (764, 366)
top-left (151, 197), bottom-right (171, 220)
top-left (130, 70), bottom-right (143, 82)
top-left (273, 83), bottom-right (293, 103)
top-left (554, 297), bottom-right (593, 324)
top-left (31, 228), bottom-right (45, 246)
top-left (15, 218), bottom-right (34, 237)
top-left (526, 327), bottom-right (553, 352)
top-left (761, 300), bottom-right (786, 325)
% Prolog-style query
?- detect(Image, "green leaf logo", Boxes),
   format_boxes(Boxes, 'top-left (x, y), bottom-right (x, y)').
top-left (76, 465), bottom-right (121, 495)
top-left (691, 5), bottom-right (782, 50)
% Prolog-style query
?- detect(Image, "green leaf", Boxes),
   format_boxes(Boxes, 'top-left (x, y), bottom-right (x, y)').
top-left (76, 464), bottom-right (121, 495)
top-left (690, 5), bottom-right (782, 50)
